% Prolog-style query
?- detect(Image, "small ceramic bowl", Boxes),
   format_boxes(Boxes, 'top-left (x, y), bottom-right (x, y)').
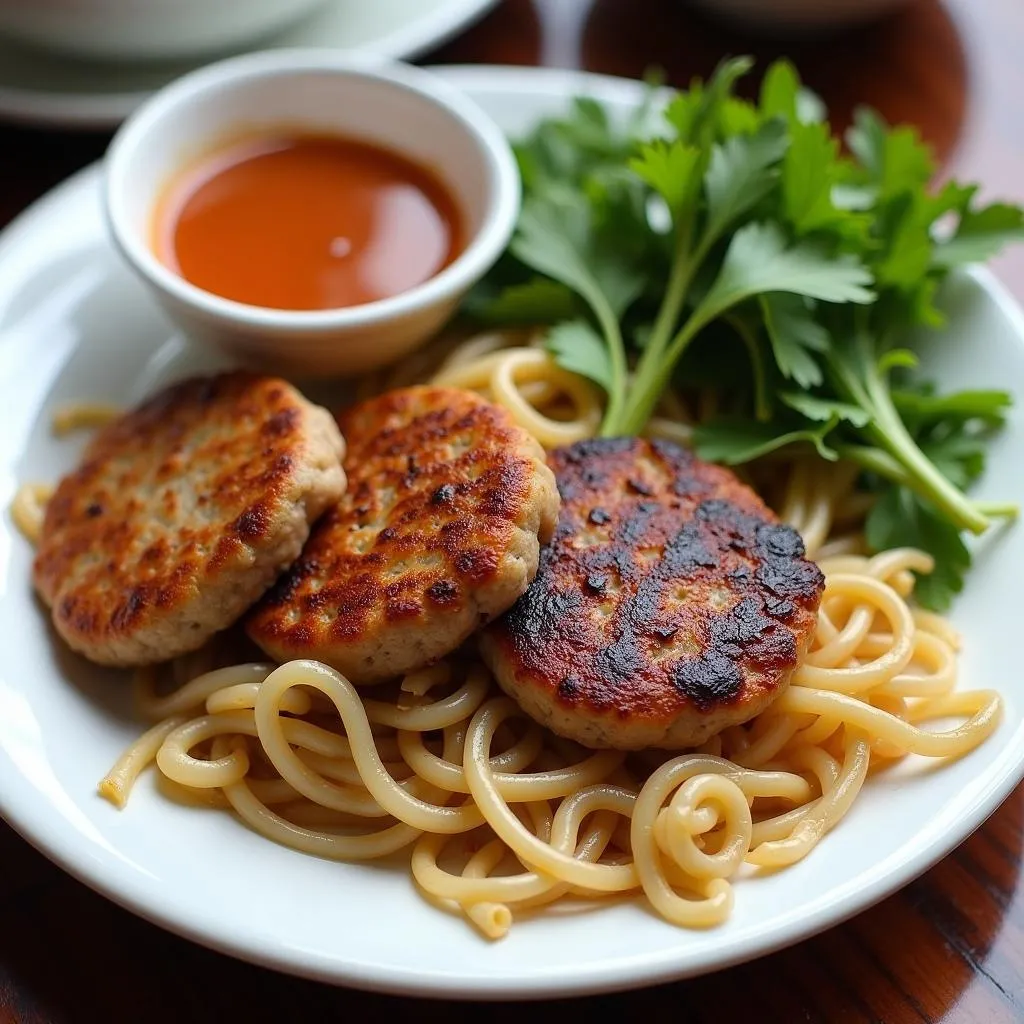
top-left (104, 49), bottom-right (521, 378)
top-left (0, 0), bottom-right (329, 62)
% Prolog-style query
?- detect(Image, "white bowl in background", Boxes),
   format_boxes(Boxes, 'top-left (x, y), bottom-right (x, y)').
top-left (0, 0), bottom-right (331, 62)
top-left (103, 49), bottom-right (521, 378)
top-left (0, 0), bottom-right (329, 62)
top-left (690, 0), bottom-right (910, 33)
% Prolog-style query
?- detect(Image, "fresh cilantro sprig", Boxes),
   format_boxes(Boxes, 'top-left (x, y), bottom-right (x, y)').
top-left (465, 58), bottom-right (1024, 609)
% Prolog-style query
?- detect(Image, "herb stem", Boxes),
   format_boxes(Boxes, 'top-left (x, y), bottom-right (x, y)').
top-left (835, 445), bottom-right (1018, 527)
top-left (862, 363), bottom-right (991, 535)
top-left (591, 292), bottom-right (629, 437)
top-left (726, 313), bottom-right (771, 421)
top-left (647, 226), bottom-right (696, 361)
top-left (605, 208), bottom-right (707, 435)
top-left (829, 332), bottom-right (993, 536)
top-left (974, 501), bottom-right (1020, 519)
top-left (833, 444), bottom-right (906, 483)
top-left (643, 253), bottom-right (692, 358)
top-left (617, 309), bottom-right (711, 434)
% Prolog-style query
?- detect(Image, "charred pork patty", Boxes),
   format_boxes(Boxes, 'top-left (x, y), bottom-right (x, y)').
top-left (246, 386), bottom-right (560, 683)
top-left (480, 437), bottom-right (824, 749)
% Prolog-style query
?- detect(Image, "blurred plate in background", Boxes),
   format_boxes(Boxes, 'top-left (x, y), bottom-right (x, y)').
top-left (0, 0), bottom-right (498, 130)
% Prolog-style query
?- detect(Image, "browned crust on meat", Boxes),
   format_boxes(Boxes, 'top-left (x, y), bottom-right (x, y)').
top-left (245, 386), bottom-right (560, 682)
top-left (33, 372), bottom-right (345, 666)
top-left (479, 437), bottom-right (825, 750)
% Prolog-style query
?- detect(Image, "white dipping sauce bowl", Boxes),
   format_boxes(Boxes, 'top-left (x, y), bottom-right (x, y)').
top-left (0, 0), bottom-right (329, 62)
top-left (104, 50), bottom-right (521, 378)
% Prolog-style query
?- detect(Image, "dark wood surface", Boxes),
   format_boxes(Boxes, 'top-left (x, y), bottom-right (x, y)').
top-left (1, 2), bottom-right (1023, 1021)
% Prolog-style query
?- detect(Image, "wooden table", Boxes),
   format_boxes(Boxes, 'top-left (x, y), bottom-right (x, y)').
top-left (1, 2), bottom-right (1022, 1021)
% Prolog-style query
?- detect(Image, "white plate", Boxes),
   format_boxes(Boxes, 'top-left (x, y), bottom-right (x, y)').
top-left (0, 0), bottom-right (498, 129)
top-left (1, 66), bottom-right (1023, 1000)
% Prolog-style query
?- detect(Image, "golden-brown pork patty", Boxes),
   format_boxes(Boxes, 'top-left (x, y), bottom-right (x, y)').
top-left (246, 386), bottom-right (560, 682)
top-left (33, 372), bottom-right (345, 667)
top-left (479, 437), bottom-right (825, 750)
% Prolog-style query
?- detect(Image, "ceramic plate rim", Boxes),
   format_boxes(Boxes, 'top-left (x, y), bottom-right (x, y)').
top-left (0, 0), bottom-right (499, 129)
top-left (0, 64), bottom-right (1022, 999)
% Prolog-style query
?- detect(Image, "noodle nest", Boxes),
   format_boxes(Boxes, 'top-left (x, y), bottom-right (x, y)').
top-left (20, 342), bottom-right (1003, 939)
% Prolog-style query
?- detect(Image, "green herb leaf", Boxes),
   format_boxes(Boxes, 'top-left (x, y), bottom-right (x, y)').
top-left (471, 56), bottom-right (1023, 587)
top-left (879, 126), bottom-right (935, 199)
top-left (665, 89), bottom-right (704, 146)
top-left (848, 108), bottom-right (934, 197)
top-left (873, 194), bottom-right (934, 290)
top-left (783, 121), bottom-right (839, 234)
top-left (698, 222), bottom-right (875, 322)
top-left (468, 277), bottom-right (577, 324)
top-left (760, 293), bottom-right (829, 388)
top-left (720, 97), bottom-right (761, 136)
top-left (923, 180), bottom-right (976, 223)
top-left (845, 107), bottom-right (887, 180)
top-left (865, 486), bottom-right (970, 610)
top-left (894, 382), bottom-right (1009, 489)
top-left (831, 183), bottom-right (877, 211)
top-left (512, 194), bottom-right (645, 318)
top-left (666, 56), bottom-right (754, 148)
top-left (878, 348), bottom-right (919, 374)
top-left (703, 120), bottom-right (789, 244)
top-left (510, 189), bottom-right (644, 432)
top-left (922, 433), bottom-right (988, 490)
top-left (759, 60), bottom-right (800, 122)
top-left (893, 387), bottom-right (1011, 427)
top-left (693, 417), bottom-right (840, 464)
top-left (933, 201), bottom-right (1024, 268)
top-left (545, 320), bottom-right (614, 393)
top-left (572, 96), bottom-right (611, 134)
top-left (758, 59), bottom-right (827, 127)
top-left (780, 391), bottom-right (871, 426)
top-left (702, 56), bottom-right (756, 137)
top-left (629, 140), bottom-right (701, 215)
top-left (796, 88), bottom-right (827, 125)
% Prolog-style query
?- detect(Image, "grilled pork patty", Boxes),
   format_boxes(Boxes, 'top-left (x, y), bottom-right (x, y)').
top-left (246, 386), bottom-right (560, 683)
top-left (33, 372), bottom-right (345, 667)
top-left (479, 437), bottom-right (824, 750)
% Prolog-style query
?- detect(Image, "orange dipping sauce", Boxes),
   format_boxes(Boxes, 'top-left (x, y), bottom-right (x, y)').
top-left (154, 134), bottom-right (463, 311)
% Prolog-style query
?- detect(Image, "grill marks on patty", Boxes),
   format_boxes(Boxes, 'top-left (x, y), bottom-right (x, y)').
top-left (33, 360), bottom-right (821, 754)
top-left (32, 372), bottom-right (346, 667)
top-left (480, 438), bottom-right (825, 750)
top-left (245, 386), bottom-right (560, 683)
